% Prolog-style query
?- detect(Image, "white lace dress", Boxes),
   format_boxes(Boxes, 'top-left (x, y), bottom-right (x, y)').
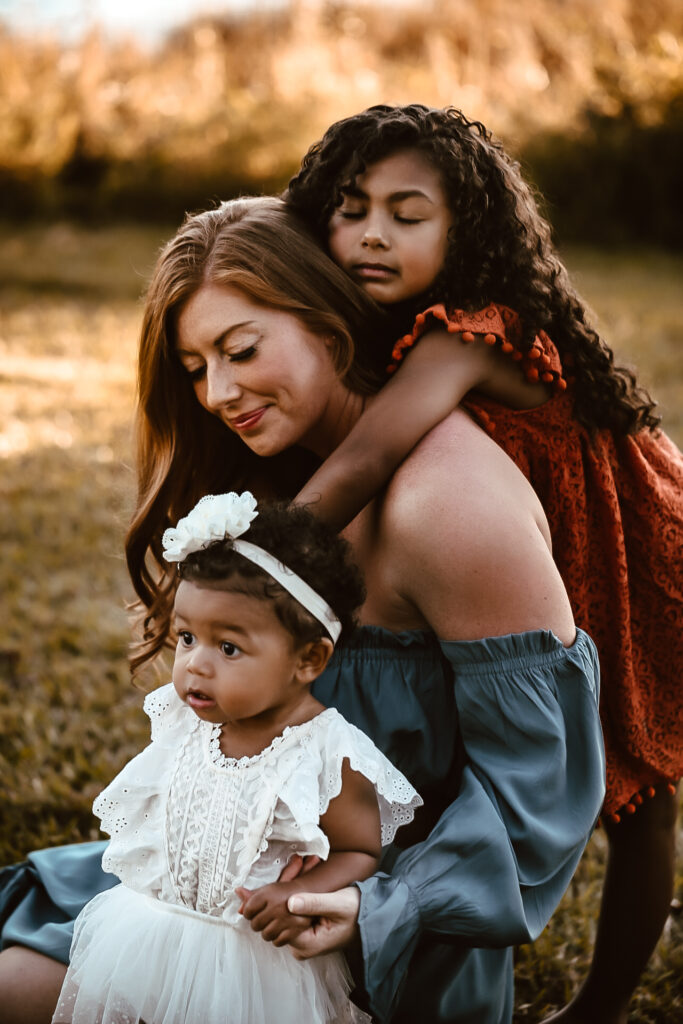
top-left (52, 684), bottom-right (422, 1024)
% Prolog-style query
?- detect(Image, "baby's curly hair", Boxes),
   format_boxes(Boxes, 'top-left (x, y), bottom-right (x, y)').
top-left (286, 103), bottom-right (659, 436)
top-left (177, 503), bottom-right (365, 647)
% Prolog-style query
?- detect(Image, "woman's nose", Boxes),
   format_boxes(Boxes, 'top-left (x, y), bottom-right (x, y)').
top-left (204, 361), bottom-right (242, 413)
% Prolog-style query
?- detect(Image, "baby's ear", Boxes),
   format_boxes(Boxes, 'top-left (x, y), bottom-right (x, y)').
top-left (296, 637), bottom-right (335, 682)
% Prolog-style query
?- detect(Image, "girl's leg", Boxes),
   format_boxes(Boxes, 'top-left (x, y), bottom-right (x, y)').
top-left (0, 946), bottom-right (66, 1024)
top-left (542, 784), bottom-right (678, 1024)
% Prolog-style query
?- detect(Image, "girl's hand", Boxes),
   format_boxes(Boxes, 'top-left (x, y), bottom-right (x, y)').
top-left (235, 882), bottom-right (312, 947)
top-left (277, 853), bottom-right (321, 883)
top-left (286, 887), bottom-right (361, 959)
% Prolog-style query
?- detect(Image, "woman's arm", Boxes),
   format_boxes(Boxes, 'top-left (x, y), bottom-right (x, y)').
top-left (288, 416), bottom-right (605, 1020)
top-left (293, 329), bottom-right (543, 532)
top-left (237, 761), bottom-right (382, 946)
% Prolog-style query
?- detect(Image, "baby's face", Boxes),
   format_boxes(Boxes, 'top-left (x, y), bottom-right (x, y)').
top-left (328, 148), bottom-right (452, 305)
top-left (171, 580), bottom-right (308, 727)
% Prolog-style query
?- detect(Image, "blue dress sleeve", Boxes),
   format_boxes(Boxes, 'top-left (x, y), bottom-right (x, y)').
top-left (355, 628), bottom-right (605, 1022)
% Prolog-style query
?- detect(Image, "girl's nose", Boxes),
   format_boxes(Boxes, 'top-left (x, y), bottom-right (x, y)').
top-left (187, 646), bottom-right (213, 677)
top-left (361, 215), bottom-right (389, 250)
top-left (204, 361), bottom-right (242, 413)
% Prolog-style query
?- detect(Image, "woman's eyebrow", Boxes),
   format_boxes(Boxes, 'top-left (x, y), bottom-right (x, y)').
top-left (176, 320), bottom-right (258, 356)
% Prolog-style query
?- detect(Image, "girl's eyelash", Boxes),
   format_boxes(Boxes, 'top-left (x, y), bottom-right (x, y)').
top-left (339, 210), bottom-right (364, 220)
top-left (395, 216), bottom-right (422, 224)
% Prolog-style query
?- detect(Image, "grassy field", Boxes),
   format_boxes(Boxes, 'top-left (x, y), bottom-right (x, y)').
top-left (0, 223), bottom-right (681, 1021)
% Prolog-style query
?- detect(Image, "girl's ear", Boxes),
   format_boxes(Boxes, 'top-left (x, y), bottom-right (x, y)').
top-left (296, 637), bottom-right (335, 683)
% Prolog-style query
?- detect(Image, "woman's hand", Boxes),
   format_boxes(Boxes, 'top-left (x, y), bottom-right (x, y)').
top-left (286, 887), bottom-right (361, 959)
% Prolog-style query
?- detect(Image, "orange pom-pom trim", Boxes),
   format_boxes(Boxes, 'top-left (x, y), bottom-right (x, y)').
top-left (384, 305), bottom-right (568, 399)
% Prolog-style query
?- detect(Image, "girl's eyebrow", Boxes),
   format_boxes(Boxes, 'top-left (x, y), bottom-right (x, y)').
top-left (174, 610), bottom-right (249, 636)
top-left (176, 320), bottom-right (258, 357)
top-left (341, 185), bottom-right (435, 204)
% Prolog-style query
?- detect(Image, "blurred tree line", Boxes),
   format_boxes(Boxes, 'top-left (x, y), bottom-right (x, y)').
top-left (0, 0), bottom-right (681, 244)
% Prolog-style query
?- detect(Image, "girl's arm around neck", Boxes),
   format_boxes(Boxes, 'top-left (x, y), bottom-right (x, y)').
top-left (294, 328), bottom-right (548, 532)
top-left (293, 330), bottom-right (497, 531)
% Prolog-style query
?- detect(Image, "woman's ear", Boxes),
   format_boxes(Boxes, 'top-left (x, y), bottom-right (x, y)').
top-left (295, 637), bottom-right (335, 683)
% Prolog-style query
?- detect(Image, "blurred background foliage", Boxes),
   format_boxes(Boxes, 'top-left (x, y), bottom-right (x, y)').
top-left (0, 0), bottom-right (682, 243)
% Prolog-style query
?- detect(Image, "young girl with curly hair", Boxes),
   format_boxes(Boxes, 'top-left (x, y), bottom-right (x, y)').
top-left (52, 493), bottom-right (420, 1024)
top-left (285, 103), bottom-right (683, 1024)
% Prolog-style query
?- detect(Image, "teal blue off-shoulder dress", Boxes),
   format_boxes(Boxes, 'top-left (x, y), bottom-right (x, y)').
top-left (0, 626), bottom-right (604, 1024)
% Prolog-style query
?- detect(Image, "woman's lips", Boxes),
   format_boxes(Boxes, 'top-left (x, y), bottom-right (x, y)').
top-left (231, 407), bottom-right (267, 432)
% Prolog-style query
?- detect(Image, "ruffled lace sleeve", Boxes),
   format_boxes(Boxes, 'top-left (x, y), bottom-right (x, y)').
top-left (92, 683), bottom-right (197, 894)
top-left (272, 710), bottom-right (422, 859)
top-left (388, 302), bottom-right (566, 396)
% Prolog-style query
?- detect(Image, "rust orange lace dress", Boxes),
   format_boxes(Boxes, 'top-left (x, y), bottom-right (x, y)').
top-left (395, 303), bottom-right (683, 820)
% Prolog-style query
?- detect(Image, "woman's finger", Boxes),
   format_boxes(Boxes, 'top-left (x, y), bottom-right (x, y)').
top-left (287, 887), bottom-right (359, 918)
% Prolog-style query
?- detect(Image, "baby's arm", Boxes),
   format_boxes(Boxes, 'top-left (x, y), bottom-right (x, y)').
top-left (293, 328), bottom-right (547, 531)
top-left (237, 761), bottom-right (382, 947)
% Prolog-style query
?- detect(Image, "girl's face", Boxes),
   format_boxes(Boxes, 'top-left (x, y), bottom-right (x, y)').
top-left (175, 283), bottom-right (348, 457)
top-left (172, 580), bottom-right (314, 726)
top-left (328, 148), bottom-right (453, 305)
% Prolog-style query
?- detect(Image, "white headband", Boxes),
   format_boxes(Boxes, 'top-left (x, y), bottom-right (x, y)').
top-left (161, 492), bottom-right (342, 644)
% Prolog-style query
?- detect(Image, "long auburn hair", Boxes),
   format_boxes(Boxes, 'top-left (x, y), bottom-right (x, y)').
top-left (286, 104), bottom-right (659, 436)
top-left (126, 196), bottom-right (384, 671)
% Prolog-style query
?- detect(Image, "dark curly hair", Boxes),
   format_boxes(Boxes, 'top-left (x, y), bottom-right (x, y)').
top-left (285, 103), bottom-right (659, 436)
top-left (133, 501), bottom-right (365, 674)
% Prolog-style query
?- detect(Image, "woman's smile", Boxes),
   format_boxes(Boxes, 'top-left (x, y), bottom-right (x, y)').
top-left (175, 283), bottom-right (356, 458)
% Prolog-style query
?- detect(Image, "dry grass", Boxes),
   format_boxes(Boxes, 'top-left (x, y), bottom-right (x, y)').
top-left (0, 224), bottom-right (681, 1020)
top-left (0, 0), bottom-right (682, 230)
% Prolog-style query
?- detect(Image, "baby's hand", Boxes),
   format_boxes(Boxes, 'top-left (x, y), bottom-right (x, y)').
top-left (235, 882), bottom-right (311, 947)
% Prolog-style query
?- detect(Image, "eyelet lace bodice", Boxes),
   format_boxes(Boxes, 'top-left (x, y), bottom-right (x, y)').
top-left (93, 685), bottom-right (422, 922)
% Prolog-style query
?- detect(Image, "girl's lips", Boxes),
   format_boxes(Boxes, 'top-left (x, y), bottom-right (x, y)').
top-left (352, 264), bottom-right (398, 281)
top-left (231, 407), bottom-right (267, 432)
top-left (186, 691), bottom-right (216, 709)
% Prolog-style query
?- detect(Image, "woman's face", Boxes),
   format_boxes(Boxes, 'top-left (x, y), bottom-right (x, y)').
top-left (175, 283), bottom-right (345, 457)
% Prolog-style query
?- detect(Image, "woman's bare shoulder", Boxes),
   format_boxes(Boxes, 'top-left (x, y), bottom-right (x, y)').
top-left (379, 409), bottom-right (575, 642)
top-left (387, 408), bottom-right (540, 518)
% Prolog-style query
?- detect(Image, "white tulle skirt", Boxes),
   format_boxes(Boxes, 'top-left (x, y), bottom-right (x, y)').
top-left (52, 884), bottom-right (368, 1024)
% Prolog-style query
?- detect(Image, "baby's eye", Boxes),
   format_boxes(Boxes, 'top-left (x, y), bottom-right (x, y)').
top-left (178, 631), bottom-right (195, 647)
top-left (229, 345), bottom-right (256, 363)
top-left (220, 641), bottom-right (240, 658)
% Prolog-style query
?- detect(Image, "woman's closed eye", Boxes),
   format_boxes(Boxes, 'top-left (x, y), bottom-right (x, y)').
top-left (229, 345), bottom-right (257, 363)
